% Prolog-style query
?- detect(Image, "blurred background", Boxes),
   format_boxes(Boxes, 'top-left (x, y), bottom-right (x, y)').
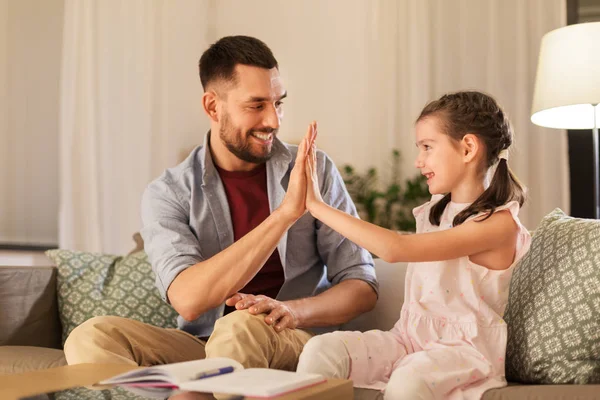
top-left (0, 0), bottom-right (596, 258)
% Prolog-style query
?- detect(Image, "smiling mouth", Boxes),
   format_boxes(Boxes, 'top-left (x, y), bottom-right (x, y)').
top-left (251, 132), bottom-right (273, 142)
top-left (423, 172), bottom-right (434, 180)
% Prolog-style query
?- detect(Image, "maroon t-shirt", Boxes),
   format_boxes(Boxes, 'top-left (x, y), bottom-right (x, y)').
top-left (216, 163), bottom-right (285, 304)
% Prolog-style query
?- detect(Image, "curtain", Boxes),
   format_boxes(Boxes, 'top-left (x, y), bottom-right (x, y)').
top-left (59, 0), bottom-right (212, 253)
top-left (210, 0), bottom-right (568, 229)
top-left (363, 0), bottom-right (568, 228)
top-left (0, 0), bottom-right (63, 246)
top-left (59, 0), bottom-right (568, 254)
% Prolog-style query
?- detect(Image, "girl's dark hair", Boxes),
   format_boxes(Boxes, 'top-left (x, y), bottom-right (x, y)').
top-left (416, 91), bottom-right (526, 227)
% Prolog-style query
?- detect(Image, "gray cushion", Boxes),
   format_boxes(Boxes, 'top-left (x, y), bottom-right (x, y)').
top-left (0, 266), bottom-right (62, 349)
top-left (354, 384), bottom-right (600, 400)
top-left (482, 383), bottom-right (600, 400)
top-left (0, 346), bottom-right (66, 375)
top-left (505, 209), bottom-right (600, 384)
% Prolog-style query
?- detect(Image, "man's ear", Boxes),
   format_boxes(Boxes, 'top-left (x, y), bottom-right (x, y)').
top-left (461, 133), bottom-right (481, 163)
top-left (202, 90), bottom-right (219, 123)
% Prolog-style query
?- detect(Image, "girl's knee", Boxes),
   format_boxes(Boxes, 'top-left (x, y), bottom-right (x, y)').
top-left (385, 368), bottom-right (435, 400)
top-left (297, 333), bottom-right (350, 378)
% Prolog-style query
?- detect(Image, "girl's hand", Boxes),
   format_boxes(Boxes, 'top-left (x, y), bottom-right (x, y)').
top-left (278, 122), bottom-right (317, 222)
top-left (305, 127), bottom-right (324, 212)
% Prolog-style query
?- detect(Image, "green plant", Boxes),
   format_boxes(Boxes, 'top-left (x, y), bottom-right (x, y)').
top-left (340, 150), bottom-right (430, 231)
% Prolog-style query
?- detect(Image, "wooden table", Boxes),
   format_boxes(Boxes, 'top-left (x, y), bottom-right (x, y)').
top-left (0, 364), bottom-right (353, 400)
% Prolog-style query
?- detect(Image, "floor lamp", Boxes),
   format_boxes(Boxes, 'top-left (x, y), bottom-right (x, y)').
top-left (531, 22), bottom-right (600, 218)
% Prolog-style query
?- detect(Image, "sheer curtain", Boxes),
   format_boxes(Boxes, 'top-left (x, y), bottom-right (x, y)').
top-left (0, 0), bottom-right (63, 246)
top-left (208, 0), bottom-right (568, 229)
top-left (59, 0), bottom-right (212, 253)
top-left (59, 0), bottom-right (568, 254)
top-left (363, 0), bottom-right (568, 228)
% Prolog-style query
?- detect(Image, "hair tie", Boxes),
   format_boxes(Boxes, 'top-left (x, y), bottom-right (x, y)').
top-left (485, 149), bottom-right (508, 188)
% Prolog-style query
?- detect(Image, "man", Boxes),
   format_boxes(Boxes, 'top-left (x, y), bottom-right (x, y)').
top-left (64, 36), bottom-right (377, 370)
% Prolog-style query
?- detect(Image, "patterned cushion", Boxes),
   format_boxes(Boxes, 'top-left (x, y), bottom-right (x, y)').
top-left (46, 250), bottom-right (179, 346)
top-left (55, 386), bottom-right (143, 400)
top-left (504, 209), bottom-right (600, 384)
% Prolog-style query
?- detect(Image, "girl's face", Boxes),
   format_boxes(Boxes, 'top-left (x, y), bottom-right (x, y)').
top-left (414, 117), bottom-right (466, 195)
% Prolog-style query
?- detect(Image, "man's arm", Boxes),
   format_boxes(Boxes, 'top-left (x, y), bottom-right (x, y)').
top-left (143, 125), bottom-right (316, 322)
top-left (239, 278), bottom-right (376, 331)
top-left (286, 279), bottom-right (376, 327)
top-left (167, 209), bottom-right (297, 321)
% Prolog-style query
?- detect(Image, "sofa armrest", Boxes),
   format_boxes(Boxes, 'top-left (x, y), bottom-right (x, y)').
top-left (0, 265), bottom-right (62, 349)
top-left (341, 259), bottom-right (407, 332)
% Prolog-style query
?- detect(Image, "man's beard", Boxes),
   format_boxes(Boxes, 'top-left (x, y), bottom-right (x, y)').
top-left (219, 112), bottom-right (277, 164)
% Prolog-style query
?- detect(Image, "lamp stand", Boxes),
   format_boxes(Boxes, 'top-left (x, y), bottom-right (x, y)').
top-left (594, 104), bottom-right (599, 219)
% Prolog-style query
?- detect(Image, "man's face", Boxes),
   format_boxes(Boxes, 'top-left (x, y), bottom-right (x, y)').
top-left (218, 65), bottom-right (286, 164)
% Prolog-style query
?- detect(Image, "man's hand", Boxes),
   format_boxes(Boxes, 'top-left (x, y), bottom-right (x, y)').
top-left (226, 293), bottom-right (300, 332)
top-left (278, 122), bottom-right (317, 222)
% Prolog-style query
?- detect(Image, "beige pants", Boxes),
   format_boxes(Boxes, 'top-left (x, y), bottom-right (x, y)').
top-left (64, 310), bottom-right (313, 370)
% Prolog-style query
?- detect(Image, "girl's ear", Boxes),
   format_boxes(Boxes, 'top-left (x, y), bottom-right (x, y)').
top-left (461, 133), bottom-right (481, 163)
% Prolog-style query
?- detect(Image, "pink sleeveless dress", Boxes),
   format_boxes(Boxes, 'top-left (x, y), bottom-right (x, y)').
top-left (339, 196), bottom-right (531, 399)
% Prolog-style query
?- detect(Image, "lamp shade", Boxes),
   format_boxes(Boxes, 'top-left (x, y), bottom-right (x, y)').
top-left (531, 22), bottom-right (600, 129)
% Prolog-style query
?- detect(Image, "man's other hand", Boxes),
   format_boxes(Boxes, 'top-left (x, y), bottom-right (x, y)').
top-left (225, 293), bottom-right (299, 332)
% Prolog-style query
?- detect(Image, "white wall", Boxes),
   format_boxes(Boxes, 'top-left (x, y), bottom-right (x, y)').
top-left (0, 0), bottom-right (63, 246)
top-left (211, 0), bottom-right (382, 174)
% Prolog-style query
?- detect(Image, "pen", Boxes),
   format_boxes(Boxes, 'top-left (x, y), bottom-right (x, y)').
top-left (194, 366), bottom-right (235, 380)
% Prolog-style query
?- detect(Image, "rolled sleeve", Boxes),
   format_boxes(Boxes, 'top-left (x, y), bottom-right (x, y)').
top-left (315, 151), bottom-right (379, 296)
top-left (140, 179), bottom-right (204, 301)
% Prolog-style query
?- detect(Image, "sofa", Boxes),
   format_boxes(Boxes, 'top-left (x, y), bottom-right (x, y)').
top-left (1, 236), bottom-right (600, 399)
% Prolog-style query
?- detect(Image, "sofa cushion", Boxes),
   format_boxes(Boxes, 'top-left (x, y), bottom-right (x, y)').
top-left (0, 266), bottom-right (62, 349)
top-left (504, 209), bottom-right (600, 384)
top-left (46, 250), bottom-right (179, 346)
top-left (482, 383), bottom-right (600, 400)
top-left (0, 346), bottom-right (66, 375)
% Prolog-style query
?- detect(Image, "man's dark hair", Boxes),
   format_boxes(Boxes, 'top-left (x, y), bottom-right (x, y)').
top-left (198, 36), bottom-right (278, 91)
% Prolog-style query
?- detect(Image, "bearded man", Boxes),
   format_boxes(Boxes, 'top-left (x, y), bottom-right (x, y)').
top-left (64, 36), bottom-right (378, 370)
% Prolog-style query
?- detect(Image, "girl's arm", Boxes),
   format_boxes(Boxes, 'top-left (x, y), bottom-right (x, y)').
top-left (305, 145), bottom-right (518, 264)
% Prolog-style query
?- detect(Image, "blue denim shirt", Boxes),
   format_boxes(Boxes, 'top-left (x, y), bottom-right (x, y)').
top-left (141, 132), bottom-right (378, 338)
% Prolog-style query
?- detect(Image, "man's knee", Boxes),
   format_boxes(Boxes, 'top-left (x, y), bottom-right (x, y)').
top-left (385, 368), bottom-right (435, 400)
top-left (205, 310), bottom-right (277, 368)
top-left (64, 315), bottom-right (134, 365)
top-left (212, 311), bottom-right (271, 338)
top-left (206, 311), bottom-right (271, 350)
top-left (297, 333), bottom-right (350, 378)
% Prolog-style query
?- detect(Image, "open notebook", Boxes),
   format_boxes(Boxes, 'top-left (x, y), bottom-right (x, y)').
top-left (99, 357), bottom-right (326, 398)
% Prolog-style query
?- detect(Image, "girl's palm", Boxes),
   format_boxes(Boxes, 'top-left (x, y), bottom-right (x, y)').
top-left (306, 141), bottom-right (324, 211)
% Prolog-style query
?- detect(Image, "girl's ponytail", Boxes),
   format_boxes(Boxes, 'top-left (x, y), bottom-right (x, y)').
top-left (452, 158), bottom-right (525, 226)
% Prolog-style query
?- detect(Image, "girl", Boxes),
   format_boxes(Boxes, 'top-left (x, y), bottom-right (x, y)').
top-left (296, 91), bottom-right (531, 400)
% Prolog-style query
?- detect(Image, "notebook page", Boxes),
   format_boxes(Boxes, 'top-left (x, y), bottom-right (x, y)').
top-left (100, 357), bottom-right (243, 385)
top-left (180, 368), bottom-right (326, 397)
